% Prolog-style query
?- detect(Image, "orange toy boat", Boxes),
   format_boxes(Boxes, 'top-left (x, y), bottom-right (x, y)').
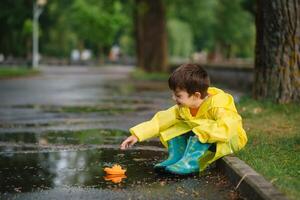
top-left (104, 164), bottom-right (126, 175)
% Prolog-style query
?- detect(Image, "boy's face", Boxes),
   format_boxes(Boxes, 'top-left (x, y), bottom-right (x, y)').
top-left (172, 88), bottom-right (201, 108)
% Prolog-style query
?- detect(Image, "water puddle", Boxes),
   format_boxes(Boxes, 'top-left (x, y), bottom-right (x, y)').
top-left (0, 148), bottom-right (237, 199)
top-left (0, 129), bottom-right (127, 146)
top-left (0, 130), bottom-right (240, 199)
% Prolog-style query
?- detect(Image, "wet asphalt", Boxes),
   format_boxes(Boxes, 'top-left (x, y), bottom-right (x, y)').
top-left (0, 65), bottom-right (242, 199)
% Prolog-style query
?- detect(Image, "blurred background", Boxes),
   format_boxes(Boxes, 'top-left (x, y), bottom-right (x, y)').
top-left (0, 1), bottom-right (299, 199)
top-left (0, 0), bottom-right (255, 69)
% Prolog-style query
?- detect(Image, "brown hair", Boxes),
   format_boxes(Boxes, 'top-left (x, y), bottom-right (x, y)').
top-left (168, 63), bottom-right (210, 98)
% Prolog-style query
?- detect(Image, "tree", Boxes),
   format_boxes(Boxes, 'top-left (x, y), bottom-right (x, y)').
top-left (167, 0), bottom-right (255, 59)
top-left (67, 0), bottom-right (128, 60)
top-left (39, 0), bottom-right (77, 58)
top-left (253, 0), bottom-right (300, 103)
top-left (0, 0), bottom-right (33, 57)
top-left (167, 0), bottom-right (217, 53)
top-left (213, 0), bottom-right (255, 59)
top-left (135, 0), bottom-right (168, 72)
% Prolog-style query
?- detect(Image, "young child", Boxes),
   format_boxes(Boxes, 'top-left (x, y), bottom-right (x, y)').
top-left (120, 63), bottom-right (247, 175)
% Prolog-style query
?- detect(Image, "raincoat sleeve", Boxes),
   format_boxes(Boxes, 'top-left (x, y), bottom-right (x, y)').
top-left (192, 107), bottom-right (241, 144)
top-left (129, 105), bottom-right (179, 142)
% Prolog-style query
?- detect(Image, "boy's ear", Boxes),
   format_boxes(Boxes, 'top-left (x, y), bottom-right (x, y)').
top-left (194, 92), bottom-right (202, 98)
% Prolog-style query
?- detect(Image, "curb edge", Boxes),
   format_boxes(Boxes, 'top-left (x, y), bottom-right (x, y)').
top-left (216, 156), bottom-right (289, 200)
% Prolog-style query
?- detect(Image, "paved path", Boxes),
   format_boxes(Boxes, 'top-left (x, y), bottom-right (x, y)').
top-left (0, 66), bottom-right (242, 199)
top-left (0, 66), bottom-right (171, 133)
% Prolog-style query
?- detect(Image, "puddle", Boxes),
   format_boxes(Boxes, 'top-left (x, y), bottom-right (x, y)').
top-left (0, 148), bottom-right (162, 192)
top-left (0, 130), bottom-right (241, 199)
top-left (0, 148), bottom-right (238, 199)
top-left (0, 129), bottom-right (128, 145)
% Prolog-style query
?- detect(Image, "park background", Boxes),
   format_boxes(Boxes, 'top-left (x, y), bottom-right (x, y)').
top-left (0, 0), bottom-right (299, 199)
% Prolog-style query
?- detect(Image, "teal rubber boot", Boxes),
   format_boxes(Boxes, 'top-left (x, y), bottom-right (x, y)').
top-left (165, 136), bottom-right (211, 175)
top-left (154, 135), bottom-right (187, 172)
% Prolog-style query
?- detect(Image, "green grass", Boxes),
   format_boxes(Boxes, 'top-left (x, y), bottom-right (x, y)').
top-left (130, 68), bottom-right (169, 81)
top-left (236, 96), bottom-right (300, 200)
top-left (0, 66), bottom-right (39, 78)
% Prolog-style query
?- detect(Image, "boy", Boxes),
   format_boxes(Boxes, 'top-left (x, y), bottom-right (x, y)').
top-left (120, 63), bottom-right (247, 175)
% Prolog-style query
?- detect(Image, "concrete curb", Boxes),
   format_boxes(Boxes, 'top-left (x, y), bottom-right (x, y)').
top-left (216, 156), bottom-right (289, 200)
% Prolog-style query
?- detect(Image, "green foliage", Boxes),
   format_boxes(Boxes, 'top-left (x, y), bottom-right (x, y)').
top-left (41, 0), bottom-right (131, 57)
top-left (0, 0), bottom-right (131, 58)
top-left (167, 0), bottom-right (255, 58)
top-left (69, 0), bottom-right (107, 44)
top-left (22, 19), bottom-right (33, 36)
top-left (118, 0), bottom-right (135, 56)
top-left (0, 0), bottom-right (33, 56)
top-left (0, 0), bottom-right (255, 59)
top-left (167, 0), bottom-right (217, 52)
top-left (241, 0), bottom-right (256, 16)
top-left (236, 96), bottom-right (300, 200)
top-left (40, 0), bottom-right (77, 57)
top-left (167, 19), bottom-right (194, 58)
top-left (213, 0), bottom-right (255, 58)
top-left (119, 33), bottom-right (135, 56)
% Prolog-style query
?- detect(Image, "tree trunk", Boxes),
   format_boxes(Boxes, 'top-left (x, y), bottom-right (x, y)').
top-left (253, 0), bottom-right (300, 103)
top-left (135, 0), bottom-right (168, 72)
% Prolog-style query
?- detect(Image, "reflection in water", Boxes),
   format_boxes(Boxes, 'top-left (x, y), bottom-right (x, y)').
top-left (47, 150), bottom-right (104, 188)
top-left (104, 174), bottom-right (127, 183)
top-left (0, 129), bottom-right (127, 146)
top-left (0, 148), bottom-right (164, 193)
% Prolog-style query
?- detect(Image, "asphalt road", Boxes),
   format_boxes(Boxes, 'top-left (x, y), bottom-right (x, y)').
top-left (0, 65), bottom-right (242, 199)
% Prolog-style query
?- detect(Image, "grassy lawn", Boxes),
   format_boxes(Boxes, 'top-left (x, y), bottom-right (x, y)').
top-left (0, 66), bottom-right (39, 78)
top-left (236, 96), bottom-right (300, 200)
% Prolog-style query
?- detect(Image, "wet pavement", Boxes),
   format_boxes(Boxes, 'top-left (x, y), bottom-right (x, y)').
top-left (0, 66), bottom-right (243, 199)
top-left (0, 66), bottom-right (171, 133)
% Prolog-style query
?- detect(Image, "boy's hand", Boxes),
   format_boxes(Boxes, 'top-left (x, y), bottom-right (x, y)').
top-left (120, 135), bottom-right (138, 150)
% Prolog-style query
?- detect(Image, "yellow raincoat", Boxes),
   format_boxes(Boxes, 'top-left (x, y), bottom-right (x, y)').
top-left (129, 87), bottom-right (247, 171)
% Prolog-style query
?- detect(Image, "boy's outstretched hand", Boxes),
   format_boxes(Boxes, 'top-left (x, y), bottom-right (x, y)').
top-left (120, 135), bottom-right (138, 150)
